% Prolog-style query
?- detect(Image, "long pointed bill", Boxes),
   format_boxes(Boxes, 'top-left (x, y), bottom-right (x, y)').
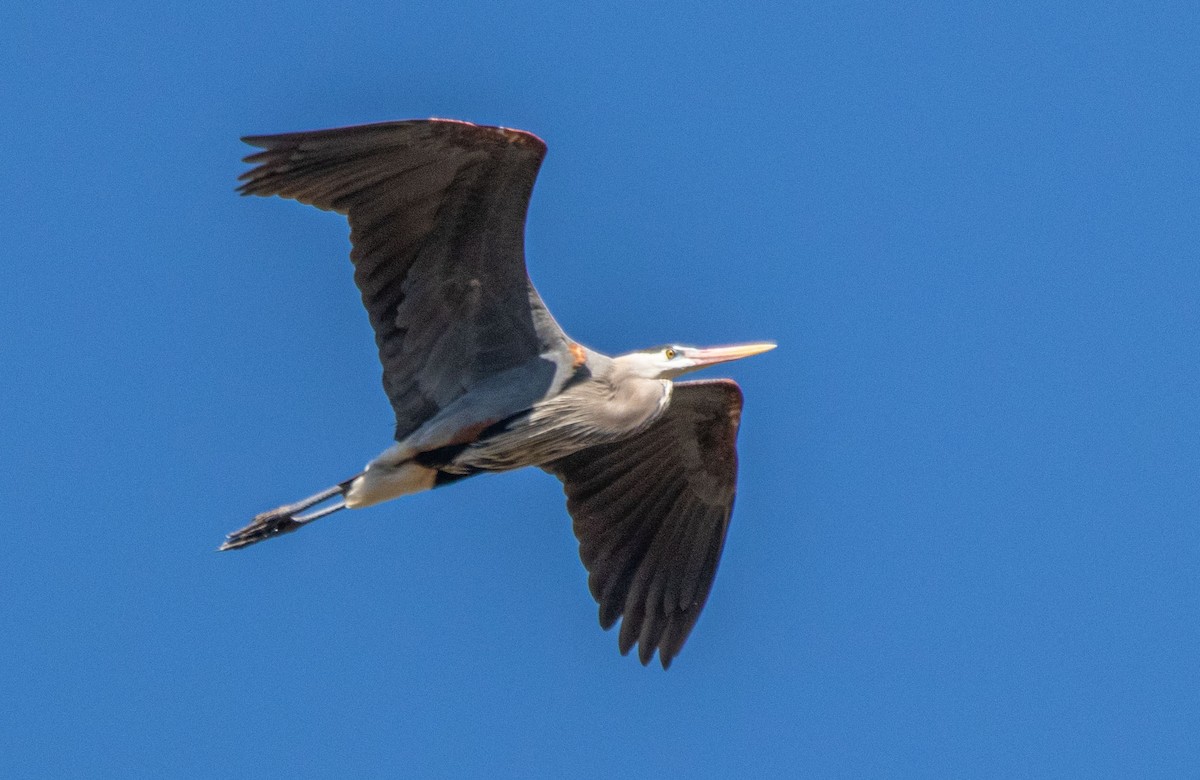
top-left (682, 342), bottom-right (777, 369)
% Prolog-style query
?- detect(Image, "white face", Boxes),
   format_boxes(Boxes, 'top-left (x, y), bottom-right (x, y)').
top-left (615, 346), bottom-right (690, 380)
top-left (652, 345), bottom-right (694, 379)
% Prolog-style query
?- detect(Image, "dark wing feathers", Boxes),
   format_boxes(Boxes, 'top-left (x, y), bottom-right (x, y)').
top-left (238, 119), bottom-right (570, 440)
top-left (544, 380), bottom-right (744, 669)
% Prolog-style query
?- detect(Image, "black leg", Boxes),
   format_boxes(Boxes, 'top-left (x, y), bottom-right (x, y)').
top-left (219, 477), bottom-right (357, 551)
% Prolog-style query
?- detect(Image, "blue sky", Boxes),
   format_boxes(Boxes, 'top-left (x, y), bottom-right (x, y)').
top-left (3, 2), bottom-right (1198, 776)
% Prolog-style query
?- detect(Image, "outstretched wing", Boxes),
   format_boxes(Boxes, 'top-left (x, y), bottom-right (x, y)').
top-left (543, 380), bottom-right (744, 669)
top-left (238, 119), bottom-right (573, 440)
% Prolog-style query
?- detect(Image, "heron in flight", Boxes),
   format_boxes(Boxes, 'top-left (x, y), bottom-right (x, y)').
top-left (222, 119), bottom-right (775, 668)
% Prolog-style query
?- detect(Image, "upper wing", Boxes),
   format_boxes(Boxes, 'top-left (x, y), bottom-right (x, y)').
top-left (238, 119), bottom-right (572, 440)
top-left (543, 380), bottom-right (744, 669)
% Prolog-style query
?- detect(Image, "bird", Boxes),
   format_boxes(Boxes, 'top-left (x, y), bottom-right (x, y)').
top-left (221, 119), bottom-right (775, 668)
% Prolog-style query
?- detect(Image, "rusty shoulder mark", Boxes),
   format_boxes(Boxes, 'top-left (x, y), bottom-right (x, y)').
top-left (568, 341), bottom-right (588, 368)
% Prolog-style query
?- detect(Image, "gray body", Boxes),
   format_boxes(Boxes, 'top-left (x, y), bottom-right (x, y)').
top-left (222, 120), bottom-right (772, 668)
top-left (443, 353), bottom-right (671, 474)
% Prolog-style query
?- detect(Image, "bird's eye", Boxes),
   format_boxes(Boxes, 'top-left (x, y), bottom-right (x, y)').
top-left (664, 348), bottom-right (677, 360)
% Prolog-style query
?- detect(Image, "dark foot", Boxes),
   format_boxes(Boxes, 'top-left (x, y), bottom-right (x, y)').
top-left (219, 481), bottom-right (353, 551)
top-left (219, 506), bottom-right (307, 550)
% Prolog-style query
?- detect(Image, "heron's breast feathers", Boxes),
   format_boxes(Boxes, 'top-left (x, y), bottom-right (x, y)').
top-left (447, 377), bottom-right (672, 472)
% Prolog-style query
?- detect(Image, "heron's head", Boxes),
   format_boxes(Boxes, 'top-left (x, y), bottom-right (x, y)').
top-left (617, 342), bottom-right (777, 380)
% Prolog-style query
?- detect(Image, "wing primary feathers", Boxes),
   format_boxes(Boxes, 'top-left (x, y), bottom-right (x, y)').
top-left (545, 381), bottom-right (744, 668)
top-left (237, 119), bottom-right (571, 442)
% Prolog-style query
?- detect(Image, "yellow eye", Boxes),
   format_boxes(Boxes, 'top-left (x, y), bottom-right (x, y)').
top-left (664, 348), bottom-right (677, 360)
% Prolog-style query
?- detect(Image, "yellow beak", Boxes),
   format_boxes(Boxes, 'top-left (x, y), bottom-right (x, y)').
top-left (683, 342), bottom-right (777, 368)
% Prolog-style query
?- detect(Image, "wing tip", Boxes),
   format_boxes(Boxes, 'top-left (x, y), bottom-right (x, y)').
top-left (239, 118), bottom-right (546, 152)
top-left (234, 118), bottom-right (547, 199)
top-left (240, 134), bottom-right (274, 148)
top-left (611, 606), bottom-right (686, 669)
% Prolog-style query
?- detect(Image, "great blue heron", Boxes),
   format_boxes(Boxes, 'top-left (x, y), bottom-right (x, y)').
top-left (222, 119), bottom-right (775, 668)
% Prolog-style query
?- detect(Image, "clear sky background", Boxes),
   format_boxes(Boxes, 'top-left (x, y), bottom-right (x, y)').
top-left (3, 2), bottom-right (1198, 777)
